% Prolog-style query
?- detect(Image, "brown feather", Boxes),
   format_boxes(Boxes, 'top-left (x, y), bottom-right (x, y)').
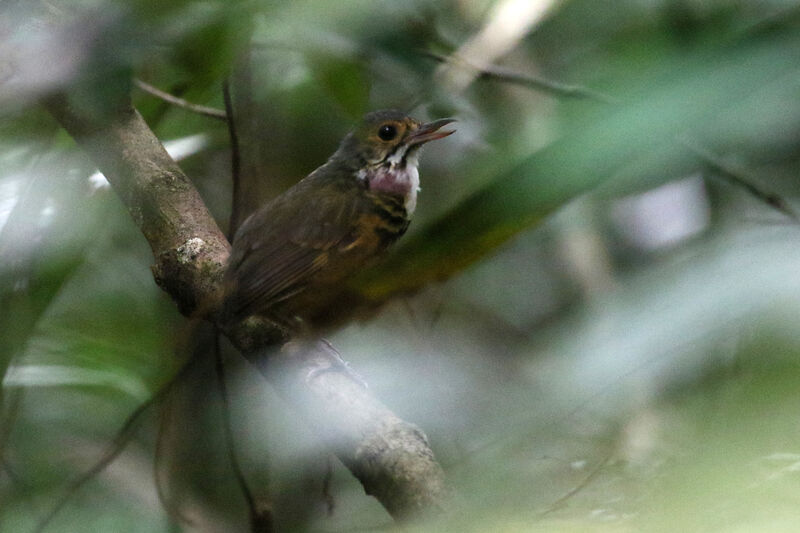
top-left (225, 164), bottom-right (402, 322)
top-left (223, 109), bottom-right (452, 329)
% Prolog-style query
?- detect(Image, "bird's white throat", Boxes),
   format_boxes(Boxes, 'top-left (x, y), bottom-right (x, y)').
top-left (359, 149), bottom-right (421, 214)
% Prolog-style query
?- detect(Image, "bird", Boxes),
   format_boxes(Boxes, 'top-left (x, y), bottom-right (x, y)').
top-left (223, 109), bottom-right (455, 334)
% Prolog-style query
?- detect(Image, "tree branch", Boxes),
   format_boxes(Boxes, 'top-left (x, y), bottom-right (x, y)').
top-left (264, 340), bottom-right (451, 519)
top-left (134, 79), bottom-right (228, 121)
top-left (42, 93), bottom-right (230, 316)
top-left (679, 138), bottom-right (799, 221)
top-left (222, 78), bottom-right (242, 237)
top-left (42, 91), bottom-right (451, 522)
top-left (423, 51), bottom-right (617, 104)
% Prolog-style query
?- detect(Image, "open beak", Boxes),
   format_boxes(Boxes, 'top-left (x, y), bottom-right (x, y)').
top-left (406, 118), bottom-right (456, 146)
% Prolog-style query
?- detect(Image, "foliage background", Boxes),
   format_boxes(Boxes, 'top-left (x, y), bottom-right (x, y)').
top-left (3, 0), bottom-right (800, 531)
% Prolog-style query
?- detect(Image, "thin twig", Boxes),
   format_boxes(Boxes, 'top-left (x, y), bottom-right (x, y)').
top-left (422, 51), bottom-right (617, 104)
top-left (0, 381), bottom-right (23, 470)
top-left (222, 78), bottom-right (242, 239)
top-left (34, 355), bottom-right (199, 533)
top-left (426, 50), bottom-right (795, 222)
top-left (221, 65), bottom-right (274, 532)
top-left (134, 79), bottom-right (228, 121)
top-left (225, 47), bottom-right (264, 234)
top-left (322, 454), bottom-right (336, 517)
top-left (154, 388), bottom-right (196, 528)
top-left (539, 451), bottom-right (614, 516)
top-left (214, 331), bottom-right (274, 533)
top-left (679, 138), bottom-right (800, 221)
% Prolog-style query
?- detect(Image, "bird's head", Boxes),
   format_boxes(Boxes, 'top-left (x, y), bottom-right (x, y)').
top-left (335, 109), bottom-right (455, 170)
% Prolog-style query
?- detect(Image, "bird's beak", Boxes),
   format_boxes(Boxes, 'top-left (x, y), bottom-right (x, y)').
top-left (407, 118), bottom-right (456, 146)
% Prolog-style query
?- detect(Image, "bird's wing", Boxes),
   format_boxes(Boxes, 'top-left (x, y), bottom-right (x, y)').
top-left (227, 175), bottom-right (365, 318)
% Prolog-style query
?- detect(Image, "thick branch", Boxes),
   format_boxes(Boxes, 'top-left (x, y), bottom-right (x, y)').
top-left (263, 341), bottom-right (450, 520)
top-left (43, 91), bottom-right (450, 521)
top-left (42, 93), bottom-right (230, 315)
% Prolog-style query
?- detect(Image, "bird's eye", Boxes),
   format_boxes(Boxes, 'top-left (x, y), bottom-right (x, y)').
top-left (378, 124), bottom-right (397, 141)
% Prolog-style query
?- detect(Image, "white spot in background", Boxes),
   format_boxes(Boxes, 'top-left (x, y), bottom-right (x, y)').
top-left (437, 0), bottom-right (556, 91)
top-left (38, 199), bottom-right (56, 228)
top-left (164, 133), bottom-right (209, 162)
top-left (0, 178), bottom-right (20, 232)
top-left (275, 58), bottom-right (311, 91)
top-left (612, 175), bottom-right (710, 251)
top-left (88, 133), bottom-right (209, 190)
top-left (571, 460), bottom-right (587, 470)
top-left (88, 170), bottom-right (110, 190)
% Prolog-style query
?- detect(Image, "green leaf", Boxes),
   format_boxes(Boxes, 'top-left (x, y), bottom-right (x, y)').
top-left (308, 55), bottom-right (370, 118)
top-left (353, 31), bottom-right (800, 300)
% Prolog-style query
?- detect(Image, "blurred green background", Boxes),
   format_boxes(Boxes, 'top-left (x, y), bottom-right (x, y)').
top-left (3, 0), bottom-right (800, 531)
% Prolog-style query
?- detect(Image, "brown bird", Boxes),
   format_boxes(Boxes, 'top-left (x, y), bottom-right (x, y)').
top-left (224, 109), bottom-right (455, 333)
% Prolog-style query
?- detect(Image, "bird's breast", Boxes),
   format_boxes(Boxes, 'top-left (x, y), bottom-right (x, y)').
top-left (362, 163), bottom-right (420, 214)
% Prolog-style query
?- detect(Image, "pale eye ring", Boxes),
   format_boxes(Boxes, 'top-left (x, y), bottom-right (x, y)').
top-left (378, 124), bottom-right (397, 141)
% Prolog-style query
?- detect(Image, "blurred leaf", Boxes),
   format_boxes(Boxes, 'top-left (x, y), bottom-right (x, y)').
top-left (164, 1), bottom-right (255, 87)
top-left (6, 0), bottom-right (800, 531)
top-left (353, 30), bottom-right (800, 300)
top-left (4, 365), bottom-right (150, 401)
top-left (308, 55), bottom-right (370, 118)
